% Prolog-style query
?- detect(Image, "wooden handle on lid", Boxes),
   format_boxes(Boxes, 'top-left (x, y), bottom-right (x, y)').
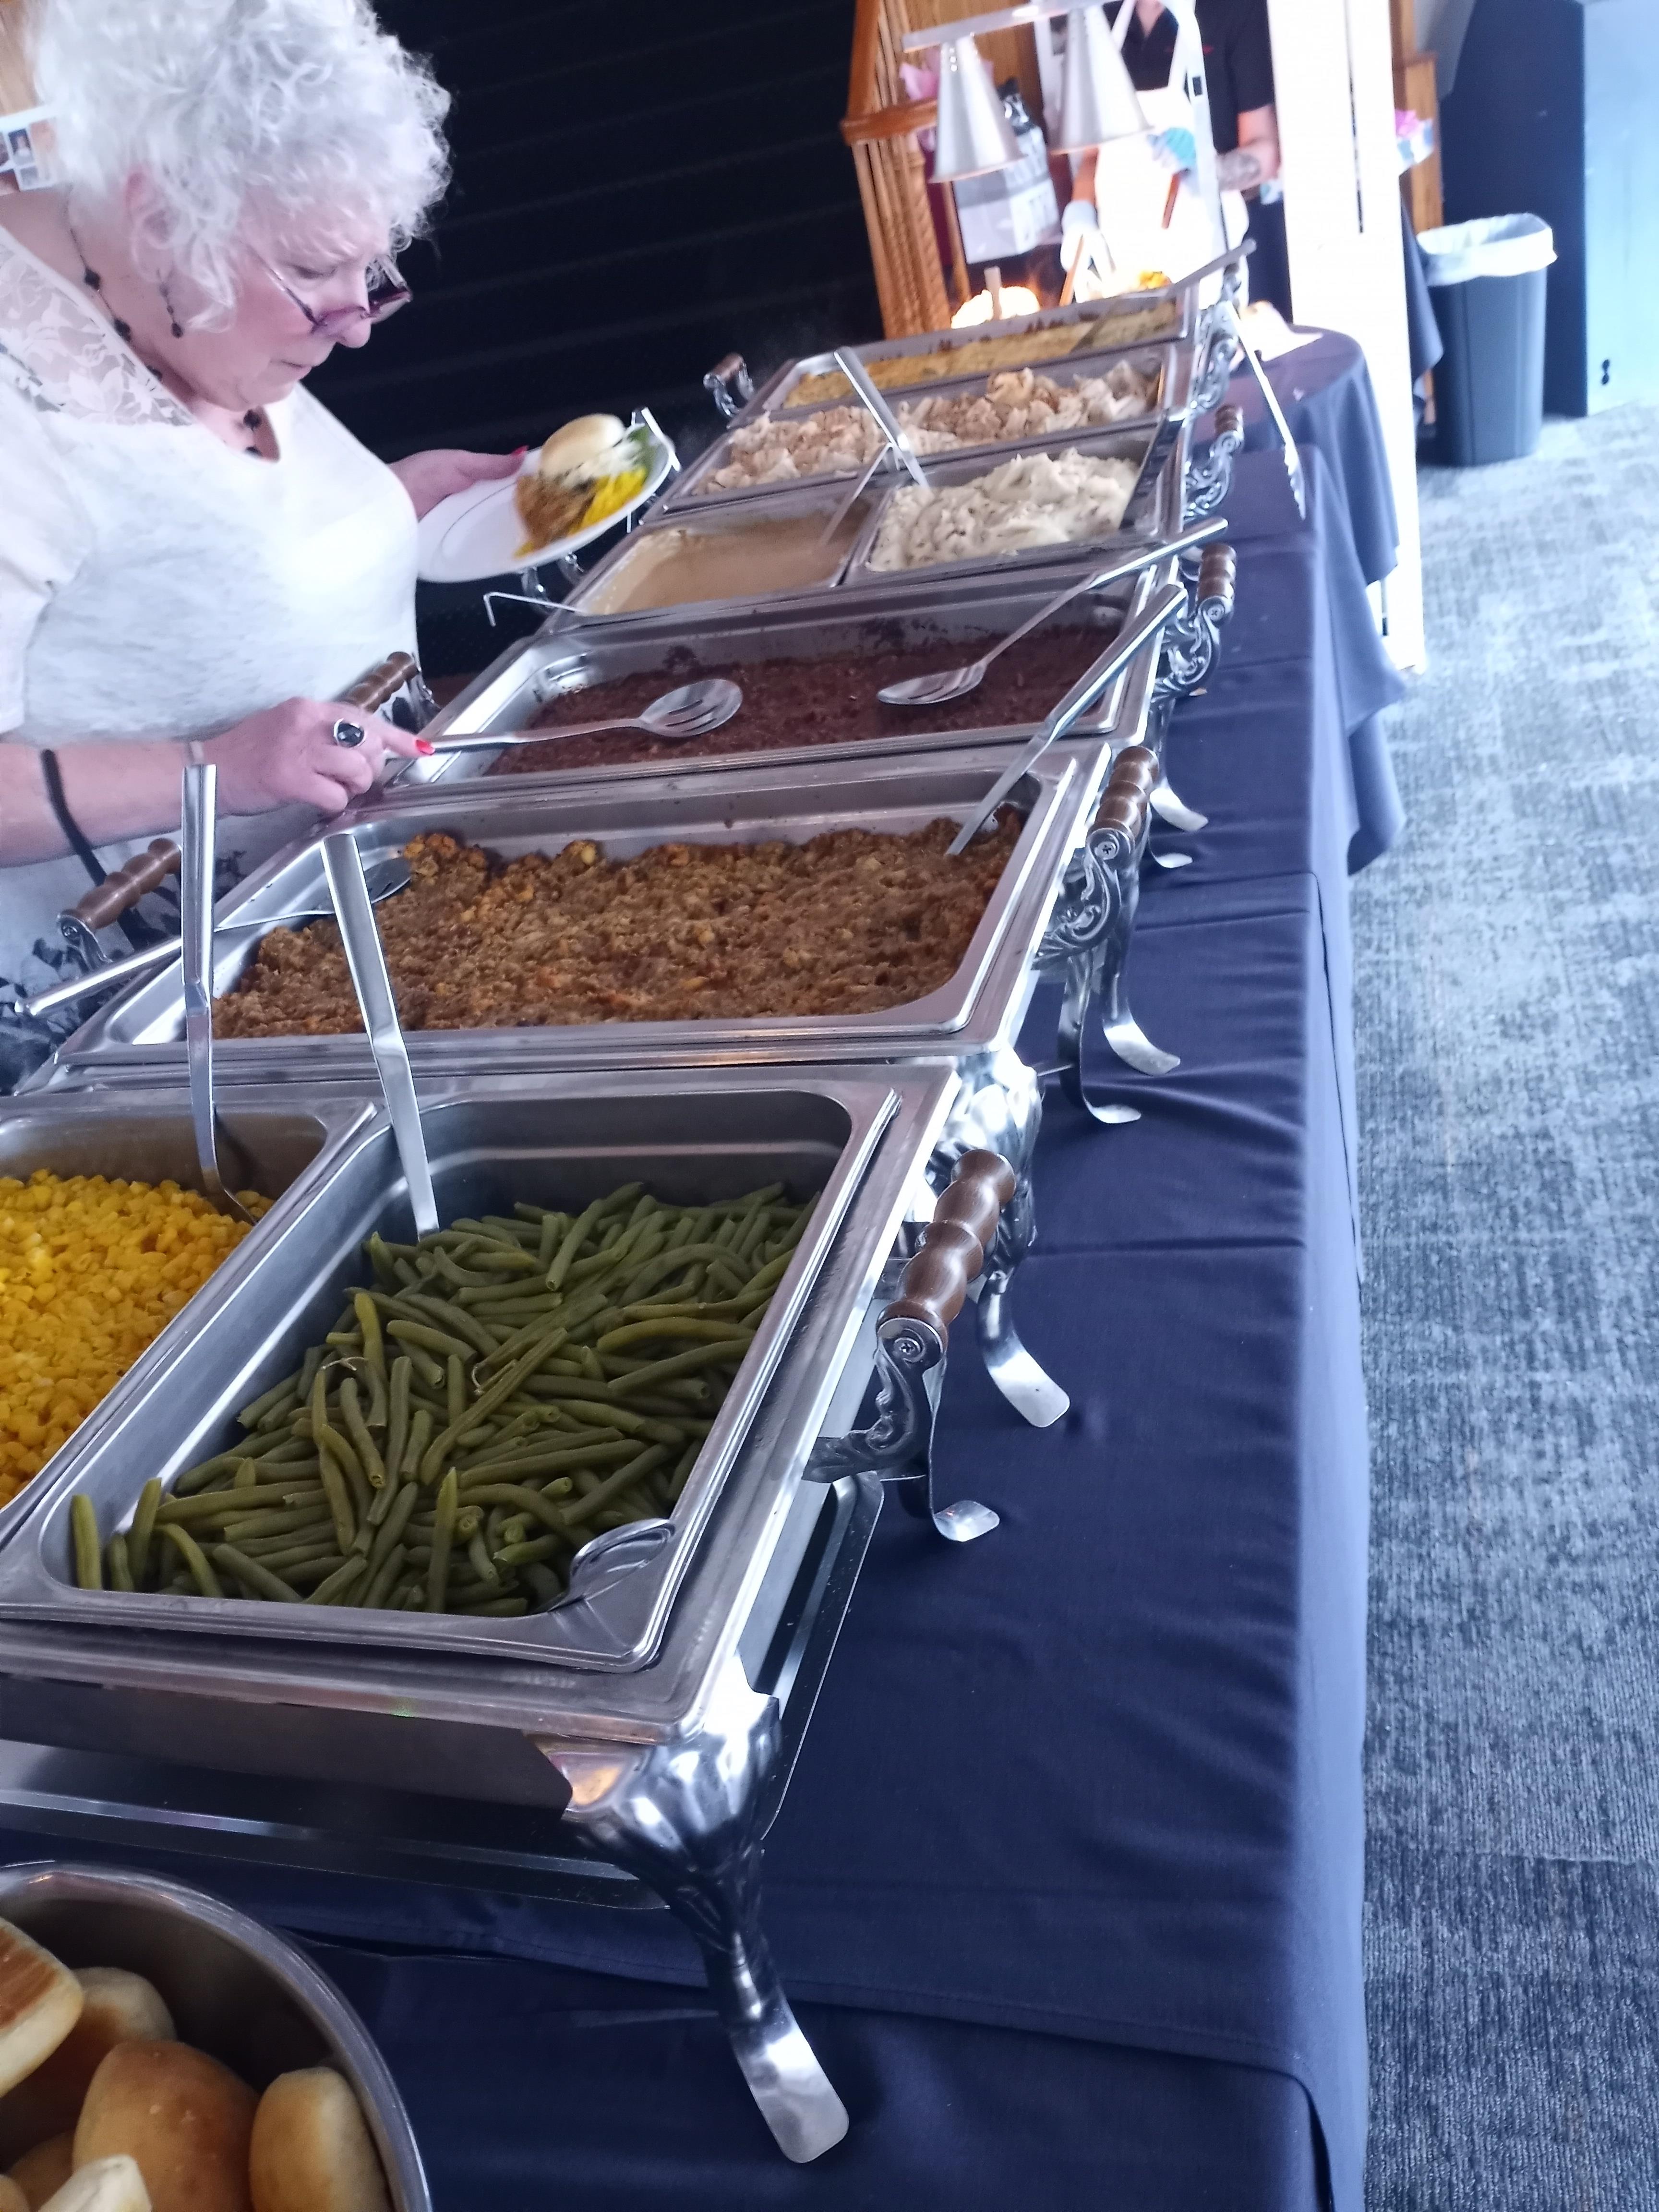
top-left (1214, 402), bottom-right (1246, 446)
top-left (67, 839), bottom-right (180, 931)
top-left (342, 651), bottom-right (419, 715)
top-left (881, 1150), bottom-right (1016, 1345)
top-left (1197, 542), bottom-right (1237, 615)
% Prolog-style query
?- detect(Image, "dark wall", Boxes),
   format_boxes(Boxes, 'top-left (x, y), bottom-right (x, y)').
top-left (309, 0), bottom-right (881, 467)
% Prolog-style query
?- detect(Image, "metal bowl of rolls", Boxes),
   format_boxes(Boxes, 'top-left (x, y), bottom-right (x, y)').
top-left (0, 1861), bottom-right (428, 2211)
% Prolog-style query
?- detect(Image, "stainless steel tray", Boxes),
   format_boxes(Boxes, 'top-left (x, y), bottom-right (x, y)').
top-left (0, 1064), bottom-right (954, 1687)
top-left (842, 420), bottom-right (1179, 593)
top-left (41, 747), bottom-right (1094, 1086)
top-left (665, 342), bottom-right (1188, 516)
top-left (0, 1088), bottom-right (374, 1543)
top-left (566, 425), bottom-right (1186, 623)
top-left (743, 290), bottom-right (1194, 421)
top-left (397, 562), bottom-right (1163, 791)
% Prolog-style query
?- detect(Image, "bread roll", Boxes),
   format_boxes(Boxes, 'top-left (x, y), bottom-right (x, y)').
top-left (74, 2045), bottom-right (253, 2212)
top-left (0, 1973), bottom-right (174, 2163)
top-left (38, 2159), bottom-right (149, 2212)
top-left (0, 1925), bottom-right (81, 2100)
top-left (536, 413), bottom-right (625, 482)
top-left (8, 2136), bottom-right (72, 2209)
top-left (248, 2069), bottom-right (388, 2212)
top-left (0, 2175), bottom-right (28, 2212)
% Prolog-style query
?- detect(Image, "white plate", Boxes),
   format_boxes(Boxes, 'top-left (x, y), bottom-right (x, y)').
top-left (416, 428), bottom-right (678, 583)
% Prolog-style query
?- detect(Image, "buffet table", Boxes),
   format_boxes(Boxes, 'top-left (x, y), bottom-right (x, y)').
top-left (0, 392), bottom-right (1400, 2209)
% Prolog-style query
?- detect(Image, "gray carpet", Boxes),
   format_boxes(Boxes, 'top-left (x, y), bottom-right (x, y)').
top-left (1356, 409), bottom-right (1659, 2210)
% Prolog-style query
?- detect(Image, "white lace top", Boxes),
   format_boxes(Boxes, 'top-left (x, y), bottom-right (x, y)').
top-left (0, 225), bottom-right (418, 991)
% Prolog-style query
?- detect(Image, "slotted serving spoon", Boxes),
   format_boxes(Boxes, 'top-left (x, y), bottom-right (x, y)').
top-left (878, 516), bottom-right (1226, 709)
top-left (431, 677), bottom-right (743, 754)
top-left (21, 855), bottom-right (413, 1020)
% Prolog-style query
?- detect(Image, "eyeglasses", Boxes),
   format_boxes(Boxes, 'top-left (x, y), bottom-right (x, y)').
top-left (255, 251), bottom-right (411, 339)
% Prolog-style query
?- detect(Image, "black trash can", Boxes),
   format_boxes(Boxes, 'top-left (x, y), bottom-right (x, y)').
top-left (1419, 216), bottom-right (1554, 465)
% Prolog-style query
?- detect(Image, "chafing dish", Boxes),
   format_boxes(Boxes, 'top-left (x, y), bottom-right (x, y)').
top-left (731, 289), bottom-right (1194, 422)
top-left (397, 562), bottom-right (1165, 792)
top-left (0, 1062), bottom-right (1047, 2164)
top-left (664, 342), bottom-right (1189, 516)
top-left (37, 747), bottom-right (1097, 1089)
top-left (0, 1863), bottom-right (429, 2212)
top-left (563, 427), bottom-right (1187, 622)
top-left (841, 421), bottom-right (1180, 594)
top-left (0, 1088), bottom-right (373, 1541)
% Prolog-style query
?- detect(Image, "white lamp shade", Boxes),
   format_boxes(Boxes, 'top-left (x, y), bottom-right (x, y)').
top-left (931, 35), bottom-right (1022, 183)
top-left (1054, 4), bottom-right (1150, 152)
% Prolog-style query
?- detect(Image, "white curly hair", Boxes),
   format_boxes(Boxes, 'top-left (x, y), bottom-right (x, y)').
top-left (31, 0), bottom-right (450, 321)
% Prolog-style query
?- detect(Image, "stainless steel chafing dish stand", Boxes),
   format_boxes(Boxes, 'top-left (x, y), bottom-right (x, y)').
top-left (0, 1069), bottom-right (1051, 2162)
top-left (663, 341), bottom-right (1193, 518)
top-left (36, 746), bottom-right (1095, 1092)
top-left (560, 422), bottom-right (1188, 623)
top-left (401, 558), bottom-right (1171, 799)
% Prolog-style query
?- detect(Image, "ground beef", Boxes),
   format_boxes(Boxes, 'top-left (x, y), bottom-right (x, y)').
top-left (488, 623), bottom-right (1118, 774)
top-left (216, 815), bottom-right (1022, 1038)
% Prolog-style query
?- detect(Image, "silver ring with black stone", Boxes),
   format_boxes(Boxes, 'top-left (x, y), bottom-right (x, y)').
top-left (331, 719), bottom-right (367, 748)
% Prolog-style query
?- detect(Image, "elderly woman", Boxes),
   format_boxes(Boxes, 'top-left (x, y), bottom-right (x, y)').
top-left (0, 0), bottom-right (515, 1083)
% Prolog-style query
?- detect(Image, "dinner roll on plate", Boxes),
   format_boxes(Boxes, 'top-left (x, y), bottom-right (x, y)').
top-left (0, 1972), bottom-right (174, 2164)
top-left (75, 2044), bottom-right (254, 2212)
top-left (0, 1926), bottom-right (82, 2100)
top-left (7, 2135), bottom-right (72, 2209)
top-left (248, 2068), bottom-right (389, 2212)
top-left (38, 2159), bottom-right (149, 2212)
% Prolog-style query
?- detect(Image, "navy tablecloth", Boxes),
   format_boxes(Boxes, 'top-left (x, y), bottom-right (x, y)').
top-left (0, 363), bottom-right (1397, 2212)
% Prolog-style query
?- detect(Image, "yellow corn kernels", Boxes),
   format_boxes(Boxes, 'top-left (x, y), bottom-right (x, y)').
top-left (0, 1170), bottom-right (268, 1503)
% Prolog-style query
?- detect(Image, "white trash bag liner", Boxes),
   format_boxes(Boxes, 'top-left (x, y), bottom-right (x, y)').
top-left (1418, 214), bottom-right (1555, 287)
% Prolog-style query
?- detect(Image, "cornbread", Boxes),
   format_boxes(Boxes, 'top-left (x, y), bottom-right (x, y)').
top-left (0, 1176), bottom-right (268, 1504)
top-left (786, 302), bottom-right (1178, 407)
top-left (216, 817), bottom-right (1021, 1038)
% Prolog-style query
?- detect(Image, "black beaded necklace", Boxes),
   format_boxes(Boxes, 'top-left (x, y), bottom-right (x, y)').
top-left (66, 212), bottom-right (268, 456)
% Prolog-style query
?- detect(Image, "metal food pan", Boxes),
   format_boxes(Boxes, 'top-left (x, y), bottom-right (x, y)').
top-left (44, 746), bottom-right (1090, 1085)
top-left (0, 1068), bottom-right (917, 1678)
top-left (842, 419), bottom-right (1179, 594)
top-left (742, 291), bottom-right (1194, 421)
top-left (664, 342), bottom-right (1187, 515)
top-left (0, 1089), bottom-right (373, 1540)
top-left (562, 480), bottom-right (880, 622)
top-left (397, 561), bottom-right (1163, 793)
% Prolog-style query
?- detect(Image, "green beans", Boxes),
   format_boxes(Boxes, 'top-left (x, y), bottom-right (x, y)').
top-left (64, 1178), bottom-right (815, 1622)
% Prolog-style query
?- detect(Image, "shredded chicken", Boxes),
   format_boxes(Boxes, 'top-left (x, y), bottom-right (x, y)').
top-left (868, 448), bottom-right (1143, 573)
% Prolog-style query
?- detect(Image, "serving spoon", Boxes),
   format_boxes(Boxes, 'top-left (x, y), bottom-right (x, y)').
top-left (20, 854), bottom-right (413, 1021)
top-left (430, 677), bottom-right (743, 754)
top-left (877, 516), bottom-right (1226, 709)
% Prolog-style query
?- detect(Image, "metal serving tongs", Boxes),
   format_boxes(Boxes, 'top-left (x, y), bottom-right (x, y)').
top-left (321, 831), bottom-right (439, 1239)
top-left (180, 764), bottom-right (253, 1226)
top-left (1235, 321), bottom-right (1307, 517)
top-left (946, 579), bottom-right (1191, 857)
top-left (831, 348), bottom-right (929, 487)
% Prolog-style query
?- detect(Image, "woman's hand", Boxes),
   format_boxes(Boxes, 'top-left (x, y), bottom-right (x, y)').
top-left (389, 448), bottom-right (527, 521)
top-left (204, 698), bottom-right (430, 818)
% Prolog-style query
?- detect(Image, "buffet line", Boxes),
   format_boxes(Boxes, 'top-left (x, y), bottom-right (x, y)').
top-left (0, 260), bottom-right (1255, 2178)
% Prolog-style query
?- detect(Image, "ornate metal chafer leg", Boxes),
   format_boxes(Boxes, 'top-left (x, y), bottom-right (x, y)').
top-left (805, 1150), bottom-right (1019, 1542)
top-left (1192, 305), bottom-right (1242, 413)
top-left (930, 1050), bottom-right (1069, 1428)
top-left (1185, 400), bottom-right (1246, 521)
top-left (1038, 749), bottom-right (1180, 1119)
top-left (541, 1656), bottom-right (849, 2164)
top-left (1142, 540), bottom-right (1238, 833)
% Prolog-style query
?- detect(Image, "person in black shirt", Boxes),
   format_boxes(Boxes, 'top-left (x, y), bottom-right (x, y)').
top-left (1065, 0), bottom-right (1292, 318)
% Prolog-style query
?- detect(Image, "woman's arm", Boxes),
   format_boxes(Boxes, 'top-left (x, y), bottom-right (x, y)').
top-left (0, 699), bottom-right (429, 866)
top-left (389, 449), bottom-right (525, 522)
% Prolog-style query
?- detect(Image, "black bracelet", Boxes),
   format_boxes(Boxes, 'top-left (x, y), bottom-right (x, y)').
top-left (38, 748), bottom-right (148, 953)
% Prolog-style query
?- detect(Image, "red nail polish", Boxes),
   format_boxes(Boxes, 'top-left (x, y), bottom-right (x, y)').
top-left (415, 739), bottom-right (434, 755)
